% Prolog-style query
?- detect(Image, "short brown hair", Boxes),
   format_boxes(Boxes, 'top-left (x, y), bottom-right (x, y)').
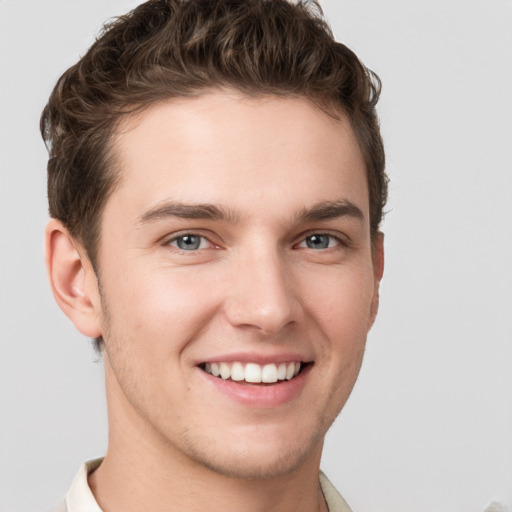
top-left (41, 0), bottom-right (387, 270)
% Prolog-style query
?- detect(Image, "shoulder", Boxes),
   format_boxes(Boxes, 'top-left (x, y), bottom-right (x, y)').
top-left (319, 471), bottom-right (353, 512)
top-left (48, 458), bottom-right (103, 512)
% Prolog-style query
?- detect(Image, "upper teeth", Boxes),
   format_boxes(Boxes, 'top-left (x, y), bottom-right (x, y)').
top-left (203, 361), bottom-right (301, 383)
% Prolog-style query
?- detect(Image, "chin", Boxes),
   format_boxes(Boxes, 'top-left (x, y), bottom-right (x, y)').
top-left (181, 425), bottom-right (324, 480)
top-left (187, 446), bottom-right (313, 480)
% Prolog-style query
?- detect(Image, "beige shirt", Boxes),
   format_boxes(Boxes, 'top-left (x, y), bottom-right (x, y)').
top-left (52, 458), bottom-right (353, 512)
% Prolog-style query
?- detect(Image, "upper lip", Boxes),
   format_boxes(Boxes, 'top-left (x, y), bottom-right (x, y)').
top-left (195, 352), bottom-right (313, 366)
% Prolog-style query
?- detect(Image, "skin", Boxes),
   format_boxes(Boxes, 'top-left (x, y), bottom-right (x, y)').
top-left (46, 91), bottom-right (384, 512)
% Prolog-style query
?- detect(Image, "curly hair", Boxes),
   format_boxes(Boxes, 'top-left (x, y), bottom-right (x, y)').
top-left (41, 0), bottom-right (387, 270)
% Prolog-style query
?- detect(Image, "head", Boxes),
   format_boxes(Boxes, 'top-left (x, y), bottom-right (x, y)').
top-left (41, 0), bottom-right (386, 271)
top-left (43, 0), bottom-right (387, 481)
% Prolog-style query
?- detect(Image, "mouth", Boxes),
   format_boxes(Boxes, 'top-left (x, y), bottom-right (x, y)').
top-left (199, 361), bottom-right (310, 384)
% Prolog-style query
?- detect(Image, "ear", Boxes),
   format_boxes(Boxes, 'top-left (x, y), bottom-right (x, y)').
top-left (45, 218), bottom-right (102, 338)
top-left (368, 231), bottom-right (385, 330)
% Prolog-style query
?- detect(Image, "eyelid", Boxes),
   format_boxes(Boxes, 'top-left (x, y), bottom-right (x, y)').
top-left (293, 230), bottom-right (350, 249)
top-left (169, 235), bottom-right (211, 250)
top-left (296, 235), bottom-right (340, 250)
top-left (160, 229), bottom-right (220, 250)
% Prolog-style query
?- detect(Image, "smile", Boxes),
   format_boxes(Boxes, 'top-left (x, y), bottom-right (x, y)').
top-left (201, 361), bottom-right (303, 383)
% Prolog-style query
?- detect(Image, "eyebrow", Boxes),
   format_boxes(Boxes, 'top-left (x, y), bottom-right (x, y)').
top-left (296, 200), bottom-right (365, 224)
top-left (137, 199), bottom-right (364, 226)
top-left (137, 202), bottom-right (240, 225)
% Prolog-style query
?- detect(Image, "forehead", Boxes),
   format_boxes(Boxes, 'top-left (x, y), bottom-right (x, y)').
top-left (107, 91), bottom-right (369, 224)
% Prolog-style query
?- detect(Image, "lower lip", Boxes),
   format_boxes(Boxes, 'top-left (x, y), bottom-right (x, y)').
top-left (199, 364), bottom-right (312, 407)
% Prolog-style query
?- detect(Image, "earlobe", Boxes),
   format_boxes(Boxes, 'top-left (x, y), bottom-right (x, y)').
top-left (45, 219), bottom-right (102, 338)
top-left (368, 232), bottom-right (385, 330)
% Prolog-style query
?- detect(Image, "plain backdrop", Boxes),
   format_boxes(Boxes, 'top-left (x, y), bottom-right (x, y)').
top-left (0, 1), bottom-right (511, 511)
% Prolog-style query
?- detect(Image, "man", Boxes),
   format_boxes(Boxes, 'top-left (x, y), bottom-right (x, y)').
top-left (42, 0), bottom-right (387, 510)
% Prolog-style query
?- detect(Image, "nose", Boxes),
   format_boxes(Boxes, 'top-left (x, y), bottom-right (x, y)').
top-left (223, 249), bottom-right (303, 335)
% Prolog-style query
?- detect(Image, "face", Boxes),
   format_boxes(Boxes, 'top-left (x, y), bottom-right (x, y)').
top-left (93, 91), bottom-right (383, 479)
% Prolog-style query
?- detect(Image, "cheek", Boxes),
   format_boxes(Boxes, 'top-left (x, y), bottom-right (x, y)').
top-left (303, 263), bottom-right (374, 400)
top-left (101, 265), bottom-right (223, 350)
top-left (304, 264), bottom-right (376, 339)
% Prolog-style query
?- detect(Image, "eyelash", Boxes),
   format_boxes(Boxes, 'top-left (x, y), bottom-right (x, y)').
top-left (166, 233), bottom-right (216, 252)
top-left (295, 233), bottom-right (345, 250)
top-left (164, 232), bottom-right (347, 252)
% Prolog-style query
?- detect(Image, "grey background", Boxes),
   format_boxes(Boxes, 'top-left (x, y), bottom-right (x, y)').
top-left (1, 1), bottom-right (511, 511)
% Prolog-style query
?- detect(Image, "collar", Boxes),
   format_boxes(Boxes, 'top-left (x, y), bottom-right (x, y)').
top-left (65, 458), bottom-right (352, 512)
top-left (65, 458), bottom-right (103, 512)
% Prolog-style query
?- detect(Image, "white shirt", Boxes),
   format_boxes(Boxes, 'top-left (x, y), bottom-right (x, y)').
top-left (52, 458), bottom-right (353, 512)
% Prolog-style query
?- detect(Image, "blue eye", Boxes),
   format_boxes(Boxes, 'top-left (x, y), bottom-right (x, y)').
top-left (169, 235), bottom-right (207, 251)
top-left (301, 234), bottom-right (340, 250)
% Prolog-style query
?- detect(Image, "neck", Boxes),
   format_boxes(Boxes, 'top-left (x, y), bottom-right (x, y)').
top-left (89, 451), bottom-right (327, 512)
top-left (89, 361), bottom-right (327, 512)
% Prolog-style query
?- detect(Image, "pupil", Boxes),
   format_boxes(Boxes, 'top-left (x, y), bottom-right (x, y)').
top-left (307, 235), bottom-right (329, 249)
top-left (178, 235), bottom-right (200, 250)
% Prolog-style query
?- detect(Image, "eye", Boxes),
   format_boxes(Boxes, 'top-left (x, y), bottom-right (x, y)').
top-left (168, 234), bottom-right (211, 251)
top-left (297, 234), bottom-right (341, 250)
